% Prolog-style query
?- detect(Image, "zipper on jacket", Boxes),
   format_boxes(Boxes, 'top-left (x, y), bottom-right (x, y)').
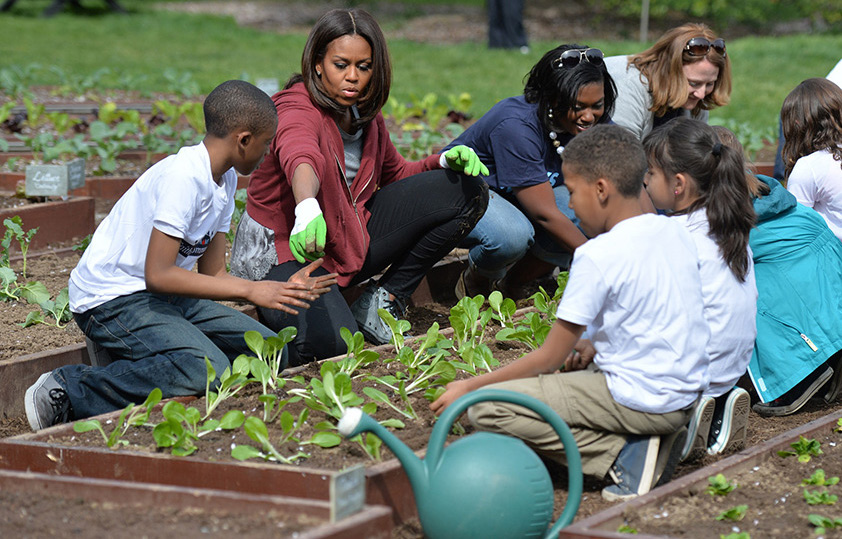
top-left (335, 154), bottom-right (373, 252)
top-left (760, 309), bottom-right (819, 352)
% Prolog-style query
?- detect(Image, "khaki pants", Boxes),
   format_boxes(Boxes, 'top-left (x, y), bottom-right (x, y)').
top-left (467, 370), bottom-right (691, 478)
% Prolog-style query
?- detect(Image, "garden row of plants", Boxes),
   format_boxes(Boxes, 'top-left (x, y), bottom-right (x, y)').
top-left (0, 97), bottom-right (205, 175)
top-left (68, 274), bottom-right (568, 466)
top-left (0, 216), bottom-right (76, 328)
top-left (614, 421), bottom-right (842, 538)
top-left (1, 62), bottom-right (479, 167)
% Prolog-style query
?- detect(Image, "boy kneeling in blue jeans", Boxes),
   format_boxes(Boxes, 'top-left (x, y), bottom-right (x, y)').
top-left (431, 124), bottom-right (710, 501)
top-left (25, 80), bottom-right (336, 431)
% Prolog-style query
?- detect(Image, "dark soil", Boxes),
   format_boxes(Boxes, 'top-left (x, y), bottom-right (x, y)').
top-left (0, 3), bottom-right (833, 536)
top-left (624, 421), bottom-right (842, 537)
top-left (0, 489), bottom-right (325, 538)
top-left (3, 230), bottom-right (842, 537)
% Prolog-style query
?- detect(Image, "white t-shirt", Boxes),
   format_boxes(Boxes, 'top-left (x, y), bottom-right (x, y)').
top-left (69, 143), bottom-right (237, 313)
top-left (672, 210), bottom-right (757, 398)
top-left (787, 148), bottom-right (842, 242)
top-left (556, 213), bottom-right (709, 414)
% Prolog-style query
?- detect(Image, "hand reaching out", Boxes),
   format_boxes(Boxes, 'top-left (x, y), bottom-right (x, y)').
top-left (288, 258), bottom-right (337, 296)
top-left (247, 258), bottom-right (337, 315)
top-left (429, 379), bottom-right (472, 416)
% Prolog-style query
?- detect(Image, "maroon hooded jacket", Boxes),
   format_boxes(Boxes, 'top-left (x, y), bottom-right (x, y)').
top-left (246, 82), bottom-right (441, 286)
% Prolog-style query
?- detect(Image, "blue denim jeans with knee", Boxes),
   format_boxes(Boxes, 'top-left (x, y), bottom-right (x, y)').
top-left (461, 185), bottom-right (580, 280)
top-left (56, 291), bottom-right (281, 419)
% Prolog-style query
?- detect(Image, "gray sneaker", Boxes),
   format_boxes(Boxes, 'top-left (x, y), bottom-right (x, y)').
top-left (350, 284), bottom-right (406, 345)
top-left (25, 371), bottom-right (72, 431)
top-left (601, 427), bottom-right (688, 502)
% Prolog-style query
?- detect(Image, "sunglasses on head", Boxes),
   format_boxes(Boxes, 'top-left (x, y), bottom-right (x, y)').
top-left (684, 37), bottom-right (726, 57)
top-left (553, 48), bottom-right (604, 69)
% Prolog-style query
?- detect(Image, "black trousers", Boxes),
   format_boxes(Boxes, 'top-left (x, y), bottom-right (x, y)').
top-left (259, 169), bottom-right (488, 366)
top-left (488, 0), bottom-right (527, 49)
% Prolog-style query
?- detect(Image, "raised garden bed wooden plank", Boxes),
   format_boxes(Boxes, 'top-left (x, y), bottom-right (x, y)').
top-left (0, 429), bottom-right (418, 527)
top-left (0, 343), bottom-right (89, 419)
top-left (0, 469), bottom-right (394, 538)
top-left (558, 408), bottom-right (842, 538)
top-left (0, 196), bottom-right (94, 249)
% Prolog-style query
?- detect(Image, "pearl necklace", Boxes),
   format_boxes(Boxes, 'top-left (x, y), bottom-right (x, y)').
top-left (548, 131), bottom-right (564, 156)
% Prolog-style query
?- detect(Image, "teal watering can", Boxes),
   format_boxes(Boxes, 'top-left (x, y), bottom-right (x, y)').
top-left (338, 388), bottom-right (582, 539)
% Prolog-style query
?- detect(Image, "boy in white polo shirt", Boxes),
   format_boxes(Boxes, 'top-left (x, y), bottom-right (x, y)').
top-left (431, 124), bottom-right (709, 501)
top-left (25, 80), bottom-right (336, 431)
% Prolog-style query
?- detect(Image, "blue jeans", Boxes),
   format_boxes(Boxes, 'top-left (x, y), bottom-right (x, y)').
top-left (58, 291), bottom-right (280, 419)
top-left (461, 186), bottom-right (580, 280)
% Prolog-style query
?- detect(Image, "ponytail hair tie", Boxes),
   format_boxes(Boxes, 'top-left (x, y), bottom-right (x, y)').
top-left (712, 142), bottom-right (723, 157)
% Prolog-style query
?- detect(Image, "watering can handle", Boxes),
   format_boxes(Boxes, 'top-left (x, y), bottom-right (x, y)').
top-left (427, 388), bottom-right (583, 536)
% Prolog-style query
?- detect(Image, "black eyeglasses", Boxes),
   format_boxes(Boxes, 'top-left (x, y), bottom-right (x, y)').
top-left (684, 37), bottom-right (726, 57)
top-left (553, 48), bottom-right (604, 69)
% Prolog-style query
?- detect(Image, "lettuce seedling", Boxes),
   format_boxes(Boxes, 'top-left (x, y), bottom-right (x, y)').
top-left (803, 469), bottom-right (840, 486)
top-left (488, 290), bottom-right (516, 328)
top-left (204, 355), bottom-right (250, 419)
top-left (288, 361), bottom-right (364, 420)
top-left (808, 513), bottom-right (842, 535)
top-left (449, 294), bottom-right (492, 353)
top-left (337, 327), bottom-right (380, 377)
top-left (377, 307), bottom-right (412, 352)
top-left (617, 524), bottom-right (638, 534)
top-left (244, 327), bottom-right (296, 390)
top-left (22, 287), bottom-right (72, 328)
top-left (706, 473), bottom-right (737, 496)
top-left (778, 435), bottom-right (823, 462)
top-left (716, 505), bottom-right (748, 522)
top-left (73, 388), bottom-right (162, 448)
top-left (231, 415), bottom-right (309, 464)
top-left (152, 401), bottom-right (244, 456)
top-left (804, 488), bottom-right (838, 505)
top-left (719, 533), bottom-right (750, 539)
top-left (363, 386), bottom-right (417, 420)
top-left (2, 216), bottom-right (37, 279)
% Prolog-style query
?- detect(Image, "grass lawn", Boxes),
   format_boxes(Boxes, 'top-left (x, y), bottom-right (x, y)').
top-left (1, 1), bottom-right (841, 148)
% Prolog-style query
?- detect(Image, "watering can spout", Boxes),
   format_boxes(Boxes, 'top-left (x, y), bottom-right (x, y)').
top-left (338, 408), bottom-right (428, 491)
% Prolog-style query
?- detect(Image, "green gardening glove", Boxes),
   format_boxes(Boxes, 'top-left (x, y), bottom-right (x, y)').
top-left (289, 198), bottom-right (326, 263)
top-left (443, 145), bottom-right (490, 177)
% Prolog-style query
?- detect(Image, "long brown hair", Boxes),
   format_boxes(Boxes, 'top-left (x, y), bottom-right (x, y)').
top-left (285, 8), bottom-right (391, 128)
top-left (629, 23), bottom-right (731, 117)
top-left (781, 77), bottom-right (842, 178)
top-left (644, 118), bottom-right (755, 282)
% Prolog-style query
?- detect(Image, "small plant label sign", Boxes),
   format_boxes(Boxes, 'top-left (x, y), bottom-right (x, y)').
top-left (329, 464), bottom-right (366, 522)
top-left (25, 158), bottom-right (86, 196)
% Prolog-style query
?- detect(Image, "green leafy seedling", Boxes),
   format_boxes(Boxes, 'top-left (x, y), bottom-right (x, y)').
top-left (835, 417), bottom-right (842, 433)
top-left (778, 435), bottom-right (822, 462)
top-left (3, 216), bottom-right (38, 279)
top-left (617, 524), bottom-right (638, 534)
top-left (808, 513), bottom-right (842, 535)
top-left (706, 473), bottom-right (737, 496)
top-left (803, 469), bottom-right (840, 486)
top-left (204, 355), bottom-right (250, 419)
top-left (720, 533), bottom-right (750, 539)
top-left (804, 488), bottom-right (838, 506)
top-left (337, 326), bottom-right (380, 377)
top-left (716, 505), bottom-right (748, 522)
top-left (23, 287), bottom-right (72, 328)
top-left (231, 415), bottom-right (309, 464)
top-left (73, 388), bottom-right (162, 448)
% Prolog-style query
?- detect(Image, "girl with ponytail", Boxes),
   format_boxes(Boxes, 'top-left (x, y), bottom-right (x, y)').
top-left (642, 117), bottom-right (758, 461)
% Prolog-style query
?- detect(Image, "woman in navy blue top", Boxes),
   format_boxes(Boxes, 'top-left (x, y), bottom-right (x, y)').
top-left (446, 44), bottom-right (617, 298)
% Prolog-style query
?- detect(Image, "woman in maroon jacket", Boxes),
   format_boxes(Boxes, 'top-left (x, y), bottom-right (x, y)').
top-left (230, 8), bottom-right (489, 364)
